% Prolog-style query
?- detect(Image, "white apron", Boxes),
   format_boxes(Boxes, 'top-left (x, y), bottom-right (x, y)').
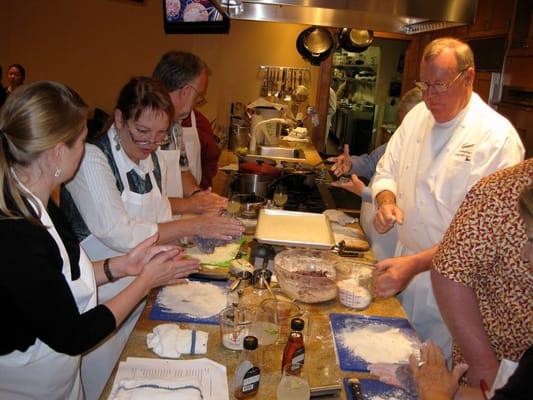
top-left (396, 243), bottom-right (453, 360)
top-left (0, 197), bottom-right (97, 400)
top-left (360, 177), bottom-right (398, 262)
top-left (182, 111), bottom-right (202, 185)
top-left (159, 146), bottom-right (183, 198)
top-left (80, 160), bottom-right (166, 400)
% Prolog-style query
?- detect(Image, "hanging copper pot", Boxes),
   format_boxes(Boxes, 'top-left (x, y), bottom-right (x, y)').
top-left (339, 28), bottom-right (374, 53)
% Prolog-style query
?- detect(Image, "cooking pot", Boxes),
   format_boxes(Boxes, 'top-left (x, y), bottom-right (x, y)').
top-left (276, 161), bottom-right (319, 190)
top-left (237, 154), bottom-right (281, 177)
top-left (296, 26), bottom-right (335, 66)
top-left (232, 193), bottom-right (265, 219)
top-left (233, 173), bottom-right (275, 198)
top-left (338, 28), bottom-right (374, 53)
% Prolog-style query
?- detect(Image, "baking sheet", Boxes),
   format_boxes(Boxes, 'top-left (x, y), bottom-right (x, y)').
top-left (343, 378), bottom-right (417, 400)
top-left (149, 280), bottom-right (229, 325)
top-left (255, 209), bottom-right (335, 249)
top-left (330, 313), bottom-right (418, 372)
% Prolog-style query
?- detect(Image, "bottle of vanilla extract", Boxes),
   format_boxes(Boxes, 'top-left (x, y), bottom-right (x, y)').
top-left (231, 336), bottom-right (261, 399)
top-left (281, 318), bottom-right (305, 373)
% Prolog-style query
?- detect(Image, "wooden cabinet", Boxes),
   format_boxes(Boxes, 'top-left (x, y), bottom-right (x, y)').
top-left (508, 0), bottom-right (533, 56)
top-left (473, 71), bottom-right (492, 103)
top-left (496, 103), bottom-right (533, 158)
top-left (469, 0), bottom-right (513, 36)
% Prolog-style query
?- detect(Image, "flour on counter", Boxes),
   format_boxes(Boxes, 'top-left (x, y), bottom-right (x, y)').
top-left (157, 281), bottom-right (227, 318)
top-left (340, 324), bottom-right (417, 364)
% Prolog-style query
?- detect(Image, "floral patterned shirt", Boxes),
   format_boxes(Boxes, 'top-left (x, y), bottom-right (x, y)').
top-left (433, 159), bottom-right (533, 363)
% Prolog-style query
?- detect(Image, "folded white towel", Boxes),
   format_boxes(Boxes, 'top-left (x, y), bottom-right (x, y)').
top-left (110, 378), bottom-right (203, 400)
top-left (147, 324), bottom-right (208, 358)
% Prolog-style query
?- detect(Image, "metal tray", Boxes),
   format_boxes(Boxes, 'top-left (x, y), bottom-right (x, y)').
top-left (255, 209), bottom-right (335, 249)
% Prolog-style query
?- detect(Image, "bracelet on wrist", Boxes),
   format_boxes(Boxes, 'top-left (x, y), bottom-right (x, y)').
top-left (191, 189), bottom-right (202, 196)
top-left (103, 258), bottom-right (116, 282)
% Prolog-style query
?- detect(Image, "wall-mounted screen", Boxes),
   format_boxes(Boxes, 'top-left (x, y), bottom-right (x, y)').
top-left (163, 0), bottom-right (230, 33)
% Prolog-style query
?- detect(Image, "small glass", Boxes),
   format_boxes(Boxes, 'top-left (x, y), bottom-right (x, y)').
top-left (260, 299), bottom-right (304, 344)
top-left (252, 302), bottom-right (279, 346)
top-left (277, 362), bottom-right (310, 400)
top-left (273, 185), bottom-right (288, 208)
top-left (227, 193), bottom-right (242, 217)
top-left (219, 306), bottom-right (255, 351)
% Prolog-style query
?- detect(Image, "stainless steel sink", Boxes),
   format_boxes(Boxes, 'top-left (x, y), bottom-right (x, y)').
top-left (253, 146), bottom-right (305, 160)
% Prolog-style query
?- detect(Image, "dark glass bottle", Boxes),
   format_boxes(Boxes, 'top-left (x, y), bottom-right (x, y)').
top-left (281, 318), bottom-right (305, 373)
top-left (231, 336), bottom-right (261, 399)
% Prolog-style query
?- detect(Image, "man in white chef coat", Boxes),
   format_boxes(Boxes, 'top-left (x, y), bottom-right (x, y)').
top-left (371, 37), bottom-right (525, 359)
top-left (153, 51), bottom-right (226, 215)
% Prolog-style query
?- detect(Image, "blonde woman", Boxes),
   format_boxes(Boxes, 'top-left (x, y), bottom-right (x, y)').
top-left (0, 81), bottom-right (198, 399)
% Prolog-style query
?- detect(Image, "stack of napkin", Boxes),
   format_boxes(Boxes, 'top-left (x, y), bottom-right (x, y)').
top-left (147, 324), bottom-right (208, 358)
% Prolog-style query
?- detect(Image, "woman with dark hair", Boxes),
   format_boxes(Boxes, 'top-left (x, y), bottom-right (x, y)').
top-left (6, 64), bottom-right (25, 95)
top-left (62, 76), bottom-right (243, 399)
top-left (0, 81), bottom-right (198, 399)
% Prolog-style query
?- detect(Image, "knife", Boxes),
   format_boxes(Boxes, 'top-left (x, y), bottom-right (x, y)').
top-left (347, 378), bottom-right (363, 400)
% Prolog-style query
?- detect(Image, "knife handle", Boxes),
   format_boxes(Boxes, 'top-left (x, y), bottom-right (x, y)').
top-left (348, 379), bottom-right (363, 400)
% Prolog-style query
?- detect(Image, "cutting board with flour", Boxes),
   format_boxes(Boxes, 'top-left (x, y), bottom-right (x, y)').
top-left (330, 313), bottom-right (419, 372)
top-left (149, 280), bottom-right (229, 325)
top-left (343, 378), bottom-right (417, 400)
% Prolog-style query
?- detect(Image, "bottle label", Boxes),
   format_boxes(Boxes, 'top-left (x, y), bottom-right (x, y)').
top-left (242, 366), bottom-right (260, 394)
top-left (291, 348), bottom-right (305, 372)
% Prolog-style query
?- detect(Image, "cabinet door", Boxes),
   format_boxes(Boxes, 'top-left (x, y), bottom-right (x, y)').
top-left (470, 0), bottom-right (513, 35)
top-left (474, 72), bottom-right (492, 103)
top-left (497, 104), bottom-right (533, 158)
top-left (470, 0), bottom-right (492, 33)
top-left (509, 0), bottom-right (533, 56)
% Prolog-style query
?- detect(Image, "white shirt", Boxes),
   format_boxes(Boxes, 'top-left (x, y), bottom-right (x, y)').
top-left (66, 131), bottom-right (172, 254)
top-left (371, 93), bottom-right (524, 357)
top-left (373, 93), bottom-right (525, 252)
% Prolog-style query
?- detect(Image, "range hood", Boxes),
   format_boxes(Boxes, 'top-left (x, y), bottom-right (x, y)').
top-left (219, 0), bottom-right (478, 34)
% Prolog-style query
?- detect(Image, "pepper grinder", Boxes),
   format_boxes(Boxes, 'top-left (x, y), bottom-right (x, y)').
top-left (249, 241), bottom-right (276, 272)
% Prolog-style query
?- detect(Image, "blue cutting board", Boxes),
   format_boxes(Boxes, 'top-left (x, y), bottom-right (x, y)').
top-left (343, 378), bottom-right (418, 400)
top-left (330, 313), bottom-right (419, 372)
top-left (149, 280), bottom-right (228, 325)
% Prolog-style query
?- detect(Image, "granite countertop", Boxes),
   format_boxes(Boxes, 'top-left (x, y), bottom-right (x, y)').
top-left (101, 269), bottom-right (406, 400)
top-left (101, 143), bottom-right (404, 399)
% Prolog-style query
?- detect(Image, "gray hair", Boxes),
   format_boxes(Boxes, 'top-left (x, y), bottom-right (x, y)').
top-left (422, 37), bottom-right (475, 72)
top-left (152, 51), bottom-right (207, 92)
top-left (398, 87), bottom-right (423, 116)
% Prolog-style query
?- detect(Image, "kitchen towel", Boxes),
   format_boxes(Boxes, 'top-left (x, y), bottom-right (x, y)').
top-left (147, 324), bottom-right (208, 358)
top-left (109, 377), bottom-right (203, 400)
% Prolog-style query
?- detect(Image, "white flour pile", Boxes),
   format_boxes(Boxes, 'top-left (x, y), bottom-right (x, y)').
top-left (340, 324), bottom-right (416, 364)
top-left (185, 242), bottom-right (241, 265)
top-left (157, 281), bottom-right (227, 318)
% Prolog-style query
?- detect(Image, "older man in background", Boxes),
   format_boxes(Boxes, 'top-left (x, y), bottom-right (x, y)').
top-left (370, 38), bottom-right (524, 358)
top-left (153, 51), bottom-right (226, 215)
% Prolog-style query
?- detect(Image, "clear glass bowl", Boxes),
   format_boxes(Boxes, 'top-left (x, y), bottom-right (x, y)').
top-left (274, 249), bottom-right (338, 303)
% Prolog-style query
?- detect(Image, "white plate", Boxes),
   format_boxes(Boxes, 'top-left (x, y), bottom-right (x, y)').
top-left (255, 209), bottom-right (335, 249)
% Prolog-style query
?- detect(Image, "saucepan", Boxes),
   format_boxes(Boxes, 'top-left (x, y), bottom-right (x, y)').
top-left (237, 154), bottom-right (281, 177)
top-left (296, 26), bottom-right (335, 66)
top-left (338, 28), bottom-right (374, 53)
top-left (274, 161), bottom-right (325, 190)
top-left (232, 193), bottom-right (265, 219)
top-left (232, 173), bottom-right (275, 198)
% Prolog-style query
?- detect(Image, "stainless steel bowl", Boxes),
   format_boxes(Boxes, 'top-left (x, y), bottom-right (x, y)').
top-left (234, 193), bottom-right (265, 218)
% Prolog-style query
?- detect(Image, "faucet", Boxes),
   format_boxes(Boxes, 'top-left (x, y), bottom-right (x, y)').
top-left (249, 117), bottom-right (294, 153)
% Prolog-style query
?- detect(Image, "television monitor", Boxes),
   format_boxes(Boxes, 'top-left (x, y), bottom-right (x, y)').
top-left (163, 0), bottom-right (230, 33)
